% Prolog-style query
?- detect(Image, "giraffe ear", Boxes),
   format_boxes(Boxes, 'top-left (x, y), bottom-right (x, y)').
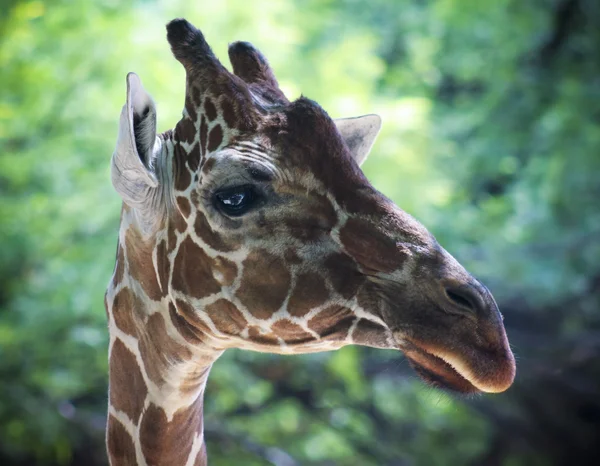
top-left (335, 114), bottom-right (382, 166)
top-left (111, 72), bottom-right (159, 208)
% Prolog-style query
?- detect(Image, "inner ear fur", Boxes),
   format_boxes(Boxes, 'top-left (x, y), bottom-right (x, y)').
top-left (334, 114), bottom-right (382, 166)
top-left (111, 72), bottom-right (160, 210)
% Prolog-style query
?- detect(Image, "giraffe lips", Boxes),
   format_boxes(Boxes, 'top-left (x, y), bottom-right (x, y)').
top-left (402, 344), bottom-right (480, 394)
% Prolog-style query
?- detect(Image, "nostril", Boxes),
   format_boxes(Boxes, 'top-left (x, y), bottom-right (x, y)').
top-left (445, 287), bottom-right (476, 313)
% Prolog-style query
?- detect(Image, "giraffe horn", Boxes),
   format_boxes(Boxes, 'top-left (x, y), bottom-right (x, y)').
top-left (227, 42), bottom-right (280, 88)
top-left (228, 41), bottom-right (289, 106)
top-left (166, 19), bottom-right (227, 79)
top-left (166, 18), bottom-right (275, 132)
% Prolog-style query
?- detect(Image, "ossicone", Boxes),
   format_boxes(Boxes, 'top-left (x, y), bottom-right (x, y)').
top-left (166, 18), bottom-right (220, 72)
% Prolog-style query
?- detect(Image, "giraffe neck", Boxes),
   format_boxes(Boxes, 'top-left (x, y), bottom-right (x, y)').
top-left (106, 295), bottom-right (217, 466)
top-left (106, 135), bottom-right (221, 465)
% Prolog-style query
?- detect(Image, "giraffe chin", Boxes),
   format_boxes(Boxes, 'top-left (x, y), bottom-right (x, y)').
top-left (395, 318), bottom-right (516, 394)
top-left (402, 339), bottom-right (515, 394)
top-left (403, 346), bottom-right (480, 394)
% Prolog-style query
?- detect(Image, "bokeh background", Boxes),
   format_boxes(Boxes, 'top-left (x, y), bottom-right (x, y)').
top-left (1, 0), bottom-right (599, 465)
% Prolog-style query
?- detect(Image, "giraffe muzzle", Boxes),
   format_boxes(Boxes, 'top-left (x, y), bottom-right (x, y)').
top-left (392, 277), bottom-right (516, 394)
top-left (375, 248), bottom-right (516, 395)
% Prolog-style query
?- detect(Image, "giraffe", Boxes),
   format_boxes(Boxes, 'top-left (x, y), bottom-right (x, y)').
top-left (105, 18), bottom-right (515, 466)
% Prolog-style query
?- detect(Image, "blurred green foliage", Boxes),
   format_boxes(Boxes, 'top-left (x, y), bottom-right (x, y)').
top-left (1, 0), bottom-right (599, 465)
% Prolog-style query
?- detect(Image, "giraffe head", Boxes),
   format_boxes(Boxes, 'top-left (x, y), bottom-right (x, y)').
top-left (111, 19), bottom-right (515, 395)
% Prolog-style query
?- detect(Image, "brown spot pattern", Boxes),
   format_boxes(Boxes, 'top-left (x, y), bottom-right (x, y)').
top-left (188, 143), bottom-right (201, 172)
top-left (205, 299), bottom-right (247, 336)
top-left (109, 339), bottom-right (147, 421)
top-left (107, 415), bottom-right (137, 465)
top-left (201, 157), bottom-right (215, 175)
top-left (199, 116), bottom-right (208, 156)
top-left (352, 319), bottom-right (390, 348)
top-left (236, 250), bottom-right (291, 319)
top-left (287, 272), bottom-right (329, 317)
top-left (125, 227), bottom-right (164, 301)
top-left (185, 99), bottom-right (197, 122)
top-left (284, 249), bottom-right (302, 264)
top-left (285, 193), bottom-right (337, 241)
top-left (316, 193), bottom-right (338, 224)
top-left (139, 401), bottom-right (202, 466)
top-left (285, 216), bottom-right (323, 242)
top-left (207, 124), bottom-right (223, 152)
top-left (194, 211), bottom-right (236, 252)
top-left (175, 299), bottom-right (213, 335)
top-left (190, 85), bottom-right (202, 107)
top-left (213, 256), bottom-right (237, 286)
top-left (156, 240), bottom-right (169, 296)
top-left (204, 97), bottom-right (217, 121)
top-left (111, 287), bottom-right (143, 337)
top-left (247, 325), bottom-right (279, 345)
top-left (169, 302), bottom-right (204, 344)
top-left (172, 237), bottom-right (222, 299)
top-left (356, 284), bottom-right (374, 311)
top-left (174, 145), bottom-right (192, 191)
top-left (339, 216), bottom-right (408, 274)
top-left (308, 305), bottom-right (356, 340)
top-left (271, 319), bottom-right (315, 344)
top-left (177, 196), bottom-right (191, 219)
top-left (138, 313), bottom-right (192, 386)
top-left (167, 226), bottom-right (178, 254)
top-left (324, 253), bottom-right (365, 299)
top-left (168, 212), bottom-right (187, 255)
top-left (337, 184), bottom-right (375, 215)
top-left (221, 98), bottom-right (236, 129)
top-left (190, 190), bottom-right (200, 208)
top-left (176, 116), bottom-right (196, 145)
top-left (112, 244), bottom-right (125, 287)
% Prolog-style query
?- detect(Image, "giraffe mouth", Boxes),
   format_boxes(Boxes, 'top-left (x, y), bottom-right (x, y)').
top-left (402, 343), bottom-right (480, 394)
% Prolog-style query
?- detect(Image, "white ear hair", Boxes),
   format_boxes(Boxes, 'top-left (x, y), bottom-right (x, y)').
top-left (334, 114), bottom-right (382, 166)
top-left (111, 73), bottom-right (159, 209)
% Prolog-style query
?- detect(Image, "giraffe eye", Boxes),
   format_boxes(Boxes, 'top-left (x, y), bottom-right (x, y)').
top-left (214, 185), bottom-right (257, 216)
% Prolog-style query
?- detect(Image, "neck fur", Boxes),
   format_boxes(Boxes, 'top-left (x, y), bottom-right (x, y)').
top-left (106, 136), bottom-right (220, 465)
top-left (106, 260), bottom-right (219, 466)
